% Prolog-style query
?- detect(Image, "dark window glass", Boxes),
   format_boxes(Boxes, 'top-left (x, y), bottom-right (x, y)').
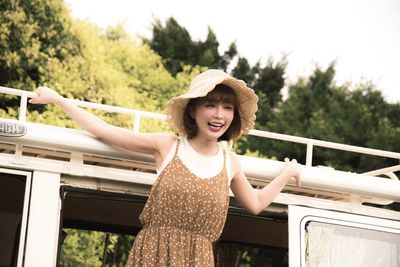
top-left (0, 172), bottom-right (27, 267)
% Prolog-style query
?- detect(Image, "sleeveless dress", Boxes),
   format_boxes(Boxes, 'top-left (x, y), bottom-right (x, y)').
top-left (125, 139), bottom-right (230, 266)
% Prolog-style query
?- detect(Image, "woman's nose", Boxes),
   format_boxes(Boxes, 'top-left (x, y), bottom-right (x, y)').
top-left (215, 105), bottom-right (224, 118)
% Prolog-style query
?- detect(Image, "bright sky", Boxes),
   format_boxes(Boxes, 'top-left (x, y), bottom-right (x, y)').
top-left (65, 0), bottom-right (400, 103)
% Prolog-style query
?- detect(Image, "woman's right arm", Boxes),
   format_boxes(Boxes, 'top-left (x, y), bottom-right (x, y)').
top-left (29, 87), bottom-right (176, 160)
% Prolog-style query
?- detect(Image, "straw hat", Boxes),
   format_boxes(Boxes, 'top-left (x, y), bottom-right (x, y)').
top-left (166, 69), bottom-right (258, 139)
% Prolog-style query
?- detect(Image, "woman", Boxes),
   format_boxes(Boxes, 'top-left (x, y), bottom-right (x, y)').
top-left (30, 69), bottom-right (301, 266)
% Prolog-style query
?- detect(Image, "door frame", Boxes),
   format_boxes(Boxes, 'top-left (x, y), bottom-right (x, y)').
top-left (0, 168), bottom-right (32, 267)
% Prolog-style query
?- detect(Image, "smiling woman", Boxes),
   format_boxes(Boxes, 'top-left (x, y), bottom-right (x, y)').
top-left (29, 68), bottom-right (302, 266)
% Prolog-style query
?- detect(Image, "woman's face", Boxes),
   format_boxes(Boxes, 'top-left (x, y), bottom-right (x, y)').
top-left (193, 98), bottom-right (234, 140)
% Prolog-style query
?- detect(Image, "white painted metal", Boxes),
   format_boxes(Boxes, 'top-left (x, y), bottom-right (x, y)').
top-left (0, 117), bottom-right (154, 162)
top-left (288, 205), bottom-right (400, 267)
top-left (133, 113), bottom-right (141, 132)
top-left (1, 150), bottom-right (399, 221)
top-left (363, 165), bottom-right (400, 179)
top-left (1, 87), bottom-right (400, 213)
top-left (2, 86), bottom-right (400, 163)
top-left (240, 155), bottom-right (400, 202)
top-left (0, 151), bottom-right (156, 185)
top-left (3, 75), bottom-right (400, 267)
top-left (0, 86), bottom-right (37, 98)
top-left (250, 128), bottom-right (400, 160)
top-left (19, 93), bottom-right (28, 122)
top-left (0, 86), bottom-right (166, 121)
top-left (0, 168), bottom-right (32, 267)
top-left (1, 116), bottom-right (400, 203)
top-left (306, 142), bottom-right (313, 166)
top-left (68, 98), bottom-right (166, 121)
top-left (24, 171), bottom-right (61, 267)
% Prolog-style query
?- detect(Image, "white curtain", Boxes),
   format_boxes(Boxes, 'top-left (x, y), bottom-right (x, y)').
top-left (306, 222), bottom-right (400, 267)
top-left (306, 223), bottom-right (333, 267)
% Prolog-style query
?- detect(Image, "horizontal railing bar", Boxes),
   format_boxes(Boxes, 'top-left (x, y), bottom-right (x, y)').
top-left (1, 86), bottom-right (399, 161)
top-left (249, 129), bottom-right (400, 160)
top-left (0, 86), bottom-right (167, 120)
top-left (0, 86), bottom-right (37, 98)
top-left (69, 99), bottom-right (167, 120)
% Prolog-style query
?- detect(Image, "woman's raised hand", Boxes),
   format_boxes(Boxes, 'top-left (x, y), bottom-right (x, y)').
top-left (283, 157), bottom-right (302, 187)
top-left (29, 86), bottom-right (63, 105)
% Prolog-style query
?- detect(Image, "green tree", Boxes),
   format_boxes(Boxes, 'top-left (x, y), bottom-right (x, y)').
top-left (196, 27), bottom-right (237, 71)
top-left (60, 229), bottom-right (104, 266)
top-left (0, 0), bottom-right (79, 91)
top-left (147, 17), bottom-right (195, 76)
top-left (252, 57), bottom-right (287, 124)
top-left (264, 64), bottom-right (400, 173)
top-left (233, 58), bottom-right (288, 157)
top-left (146, 17), bottom-right (237, 75)
top-left (231, 57), bottom-right (256, 86)
top-left (0, 0), bottom-right (192, 133)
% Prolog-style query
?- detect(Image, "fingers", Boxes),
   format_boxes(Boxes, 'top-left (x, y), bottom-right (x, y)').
top-left (283, 157), bottom-right (302, 188)
top-left (28, 86), bottom-right (59, 104)
top-left (28, 91), bottom-right (41, 104)
top-left (295, 175), bottom-right (302, 188)
top-left (284, 157), bottom-right (297, 163)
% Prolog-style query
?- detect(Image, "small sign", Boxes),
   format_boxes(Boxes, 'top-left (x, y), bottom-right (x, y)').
top-left (0, 121), bottom-right (27, 137)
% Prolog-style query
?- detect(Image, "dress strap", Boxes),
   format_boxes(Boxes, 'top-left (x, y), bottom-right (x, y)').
top-left (173, 137), bottom-right (181, 157)
top-left (222, 144), bottom-right (227, 171)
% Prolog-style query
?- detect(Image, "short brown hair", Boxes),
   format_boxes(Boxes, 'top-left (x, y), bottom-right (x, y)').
top-left (182, 84), bottom-right (242, 141)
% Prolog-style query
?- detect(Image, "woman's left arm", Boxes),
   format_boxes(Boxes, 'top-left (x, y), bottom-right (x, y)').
top-left (230, 152), bottom-right (301, 215)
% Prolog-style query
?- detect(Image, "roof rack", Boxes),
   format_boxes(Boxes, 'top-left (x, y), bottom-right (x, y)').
top-left (1, 86), bottom-right (400, 206)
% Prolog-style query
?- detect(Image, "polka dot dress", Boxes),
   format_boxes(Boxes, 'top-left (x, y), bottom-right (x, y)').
top-left (126, 139), bottom-right (230, 266)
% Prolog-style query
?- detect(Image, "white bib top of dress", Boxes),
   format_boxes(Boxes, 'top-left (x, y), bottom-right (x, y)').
top-left (157, 137), bottom-right (233, 184)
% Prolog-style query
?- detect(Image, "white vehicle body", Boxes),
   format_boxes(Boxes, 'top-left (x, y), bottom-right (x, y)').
top-left (1, 86), bottom-right (399, 266)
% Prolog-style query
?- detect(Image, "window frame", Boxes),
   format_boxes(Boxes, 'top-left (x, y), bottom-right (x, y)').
top-left (288, 205), bottom-right (400, 266)
top-left (0, 168), bottom-right (32, 267)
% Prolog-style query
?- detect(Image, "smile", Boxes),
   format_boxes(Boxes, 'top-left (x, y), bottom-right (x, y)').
top-left (208, 122), bottom-right (224, 131)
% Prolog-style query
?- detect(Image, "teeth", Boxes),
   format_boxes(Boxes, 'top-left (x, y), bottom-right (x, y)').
top-left (209, 123), bottom-right (223, 127)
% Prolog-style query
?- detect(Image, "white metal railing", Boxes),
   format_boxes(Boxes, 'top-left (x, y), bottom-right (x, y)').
top-left (1, 85), bottom-right (400, 172)
top-left (0, 86), bottom-right (166, 133)
top-left (250, 129), bottom-right (400, 165)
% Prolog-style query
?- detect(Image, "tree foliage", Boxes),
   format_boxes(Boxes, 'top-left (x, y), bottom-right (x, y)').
top-left (60, 229), bottom-right (134, 266)
top-left (0, 0), bottom-right (79, 90)
top-left (0, 0), bottom-right (199, 133)
top-left (145, 17), bottom-right (237, 75)
top-left (266, 64), bottom-right (400, 172)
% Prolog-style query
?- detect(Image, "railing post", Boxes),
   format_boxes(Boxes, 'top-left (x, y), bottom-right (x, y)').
top-left (133, 113), bottom-right (141, 133)
top-left (306, 142), bottom-right (313, 166)
top-left (19, 93), bottom-right (28, 121)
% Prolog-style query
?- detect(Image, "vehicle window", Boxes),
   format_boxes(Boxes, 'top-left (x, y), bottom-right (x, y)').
top-left (58, 188), bottom-right (143, 266)
top-left (306, 221), bottom-right (400, 267)
top-left (0, 172), bottom-right (27, 267)
top-left (58, 187), bottom-right (289, 266)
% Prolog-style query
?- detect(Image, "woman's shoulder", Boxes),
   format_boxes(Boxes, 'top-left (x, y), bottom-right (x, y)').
top-left (158, 132), bottom-right (178, 142)
top-left (155, 133), bottom-right (178, 150)
top-left (151, 133), bottom-right (178, 168)
top-left (219, 142), bottom-right (238, 158)
top-left (227, 149), bottom-right (239, 163)
top-left (223, 148), bottom-right (242, 178)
